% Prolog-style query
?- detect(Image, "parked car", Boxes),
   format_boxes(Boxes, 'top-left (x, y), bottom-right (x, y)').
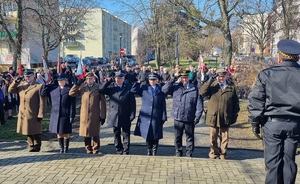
top-left (82, 56), bottom-right (97, 66)
top-left (65, 54), bottom-right (80, 68)
top-left (97, 57), bottom-right (107, 65)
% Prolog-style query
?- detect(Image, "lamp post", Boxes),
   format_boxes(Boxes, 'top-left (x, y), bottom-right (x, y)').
top-left (175, 32), bottom-right (179, 65)
top-left (119, 33), bottom-right (122, 69)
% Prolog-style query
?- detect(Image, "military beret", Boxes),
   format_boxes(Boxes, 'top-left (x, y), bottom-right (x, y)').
top-left (278, 39), bottom-right (300, 55)
top-left (85, 72), bottom-right (94, 78)
top-left (57, 73), bottom-right (68, 80)
top-left (180, 70), bottom-right (190, 77)
top-left (216, 68), bottom-right (227, 76)
top-left (24, 69), bottom-right (34, 76)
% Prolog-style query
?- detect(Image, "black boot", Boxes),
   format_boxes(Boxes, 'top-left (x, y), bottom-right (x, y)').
top-left (152, 140), bottom-right (158, 156)
top-left (58, 138), bottom-right (64, 153)
top-left (146, 141), bottom-right (153, 156)
top-left (64, 138), bottom-right (70, 153)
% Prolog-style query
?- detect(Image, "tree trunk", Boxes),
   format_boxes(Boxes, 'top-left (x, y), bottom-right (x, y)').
top-left (155, 42), bottom-right (161, 68)
top-left (13, 0), bottom-right (23, 70)
top-left (222, 28), bottom-right (233, 66)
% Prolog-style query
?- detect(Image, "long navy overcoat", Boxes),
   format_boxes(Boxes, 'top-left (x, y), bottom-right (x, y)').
top-left (42, 85), bottom-right (76, 134)
top-left (131, 83), bottom-right (167, 140)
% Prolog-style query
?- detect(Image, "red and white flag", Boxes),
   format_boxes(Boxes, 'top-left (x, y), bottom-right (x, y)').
top-left (42, 55), bottom-right (52, 83)
top-left (198, 53), bottom-right (204, 69)
top-left (57, 54), bottom-right (62, 74)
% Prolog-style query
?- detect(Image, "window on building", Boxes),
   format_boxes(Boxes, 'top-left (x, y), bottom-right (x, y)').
top-left (66, 37), bottom-right (76, 42)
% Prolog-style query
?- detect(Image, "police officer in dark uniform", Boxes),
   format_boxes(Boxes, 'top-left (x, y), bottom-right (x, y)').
top-left (162, 70), bottom-right (203, 157)
top-left (99, 72), bottom-right (136, 155)
top-left (248, 39), bottom-right (300, 184)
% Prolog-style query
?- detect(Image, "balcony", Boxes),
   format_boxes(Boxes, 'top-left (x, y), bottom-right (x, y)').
top-left (0, 31), bottom-right (17, 39)
top-left (63, 41), bottom-right (79, 48)
top-left (67, 30), bottom-right (78, 36)
top-left (1, 11), bottom-right (17, 21)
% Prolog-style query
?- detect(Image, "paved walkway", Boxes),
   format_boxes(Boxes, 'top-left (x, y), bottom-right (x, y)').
top-left (1, 98), bottom-right (300, 183)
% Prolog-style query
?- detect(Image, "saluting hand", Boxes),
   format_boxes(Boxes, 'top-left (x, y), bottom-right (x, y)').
top-left (15, 76), bottom-right (23, 83)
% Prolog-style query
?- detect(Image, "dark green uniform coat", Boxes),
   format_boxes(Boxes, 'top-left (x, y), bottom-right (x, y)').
top-left (199, 80), bottom-right (240, 128)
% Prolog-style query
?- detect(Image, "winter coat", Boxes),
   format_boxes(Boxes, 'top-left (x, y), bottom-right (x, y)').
top-left (69, 82), bottom-right (106, 137)
top-left (8, 80), bottom-right (46, 135)
top-left (199, 80), bottom-right (240, 128)
top-left (99, 79), bottom-right (136, 128)
top-left (162, 81), bottom-right (203, 123)
top-left (42, 84), bottom-right (76, 134)
top-left (131, 83), bottom-right (167, 140)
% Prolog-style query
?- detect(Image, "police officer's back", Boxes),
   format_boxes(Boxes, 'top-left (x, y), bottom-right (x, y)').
top-left (248, 39), bottom-right (300, 184)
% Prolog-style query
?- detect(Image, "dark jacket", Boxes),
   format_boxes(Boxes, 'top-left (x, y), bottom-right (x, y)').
top-left (99, 79), bottom-right (136, 128)
top-left (248, 61), bottom-right (300, 124)
top-left (124, 70), bottom-right (137, 86)
top-left (131, 83), bottom-right (167, 140)
top-left (162, 81), bottom-right (203, 122)
top-left (200, 80), bottom-right (240, 128)
top-left (42, 84), bottom-right (76, 134)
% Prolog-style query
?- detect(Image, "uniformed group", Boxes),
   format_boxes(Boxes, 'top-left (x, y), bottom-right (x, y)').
top-left (6, 39), bottom-right (300, 184)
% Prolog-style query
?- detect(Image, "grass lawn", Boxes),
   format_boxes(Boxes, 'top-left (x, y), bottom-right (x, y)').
top-left (0, 111), bottom-right (51, 141)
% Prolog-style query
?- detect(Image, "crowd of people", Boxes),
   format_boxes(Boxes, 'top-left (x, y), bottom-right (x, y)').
top-left (2, 38), bottom-right (300, 183)
top-left (0, 60), bottom-right (239, 159)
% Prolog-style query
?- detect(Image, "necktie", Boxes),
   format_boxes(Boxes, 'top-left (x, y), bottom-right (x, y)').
top-left (220, 84), bottom-right (224, 89)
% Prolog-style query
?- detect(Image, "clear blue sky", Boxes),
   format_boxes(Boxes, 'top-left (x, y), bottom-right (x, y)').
top-left (97, 1), bottom-right (132, 23)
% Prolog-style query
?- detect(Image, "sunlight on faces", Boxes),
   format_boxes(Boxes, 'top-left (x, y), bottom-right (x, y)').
top-left (149, 79), bottom-right (157, 87)
top-left (217, 75), bottom-right (227, 84)
top-left (25, 74), bottom-right (34, 83)
top-left (181, 76), bottom-right (189, 85)
top-left (58, 79), bottom-right (67, 87)
top-left (115, 77), bottom-right (124, 85)
top-left (85, 77), bottom-right (95, 85)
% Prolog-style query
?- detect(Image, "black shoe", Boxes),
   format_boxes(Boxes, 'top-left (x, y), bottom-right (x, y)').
top-left (116, 151), bottom-right (123, 155)
top-left (123, 152), bottom-right (129, 155)
top-left (147, 150), bottom-right (152, 156)
top-left (176, 151), bottom-right (183, 157)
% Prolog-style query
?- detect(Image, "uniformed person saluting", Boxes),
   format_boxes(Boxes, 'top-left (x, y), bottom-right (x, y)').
top-left (248, 39), bottom-right (300, 184)
top-left (162, 70), bottom-right (203, 157)
top-left (42, 74), bottom-right (76, 153)
top-left (199, 68), bottom-right (240, 160)
top-left (8, 69), bottom-right (46, 152)
top-left (99, 72), bottom-right (136, 155)
top-left (69, 72), bottom-right (106, 154)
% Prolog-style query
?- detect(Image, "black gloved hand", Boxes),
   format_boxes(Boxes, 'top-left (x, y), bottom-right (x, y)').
top-left (100, 118), bottom-right (106, 125)
top-left (210, 73), bottom-right (218, 82)
top-left (194, 118), bottom-right (200, 125)
top-left (252, 124), bottom-right (262, 139)
top-left (37, 118), bottom-right (43, 122)
top-left (76, 78), bottom-right (85, 85)
top-left (15, 76), bottom-right (23, 83)
top-left (161, 121), bottom-right (165, 125)
top-left (70, 117), bottom-right (75, 124)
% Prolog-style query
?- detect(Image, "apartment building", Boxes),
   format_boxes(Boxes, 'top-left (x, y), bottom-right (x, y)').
top-left (62, 8), bottom-right (131, 59)
top-left (241, 14), bottom-right (270, 56)
top-left (271, 0), bottom-right (300, 57)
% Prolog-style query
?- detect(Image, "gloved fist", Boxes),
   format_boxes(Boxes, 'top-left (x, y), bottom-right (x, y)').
top-left (100, 118), bottom-right (106, 125)
top-left (252, 124), bottom-right (262, 139)
top-left (15, 76), bottom-right (23, 83)
top-left (37, 118), bottom-right (43, 122)
top-left (194, 118), bottom-right (200, 125)
top-left (76, 78), bottom-right (85, 85)
top-left (70, 117), bottom-right (75, 124)
top-left (210, 73), bottom-right (218, 82)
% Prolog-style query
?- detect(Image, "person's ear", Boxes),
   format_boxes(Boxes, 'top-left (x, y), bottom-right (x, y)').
top-left (277, 54), bottom-right (283, 64)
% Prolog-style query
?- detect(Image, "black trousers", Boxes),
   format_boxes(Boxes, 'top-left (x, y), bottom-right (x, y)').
top-left (27, 134), bottom-right (42, 152)
top-left (263, 119), bottom-right (300, 184)
top-left (113, 126), bottom-right (130, 154)
top-left (174, 120), bottom-right (195, 156)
